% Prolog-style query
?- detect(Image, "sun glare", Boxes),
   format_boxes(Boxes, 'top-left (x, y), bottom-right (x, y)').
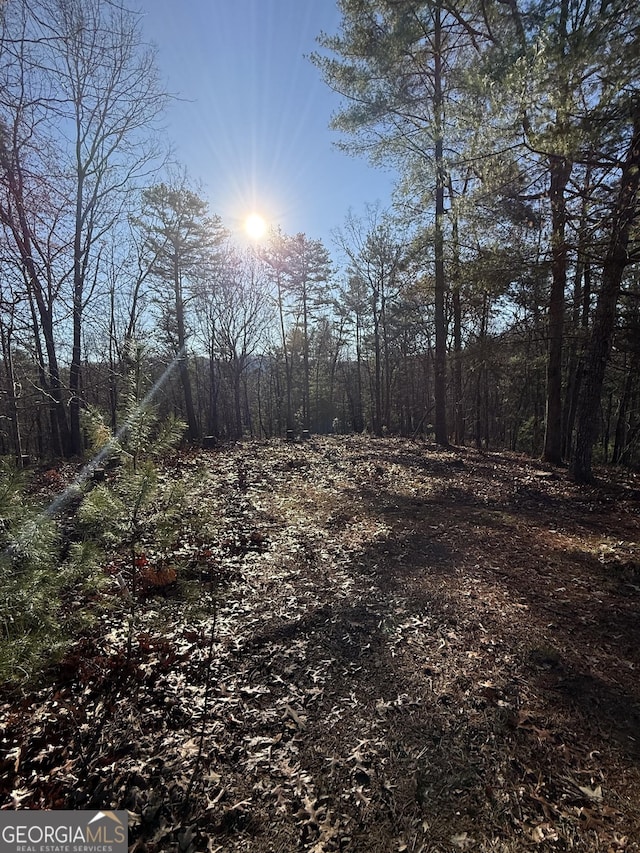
top-left (244, 212), bottom-right (268, 241)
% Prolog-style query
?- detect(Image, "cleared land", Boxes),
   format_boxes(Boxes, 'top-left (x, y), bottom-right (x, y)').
top-left (1, 436), bottom-right (639, 852)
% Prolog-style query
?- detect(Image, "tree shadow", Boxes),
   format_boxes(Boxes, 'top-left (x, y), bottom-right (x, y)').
top-left (325, 461), bottom-right (640, 767)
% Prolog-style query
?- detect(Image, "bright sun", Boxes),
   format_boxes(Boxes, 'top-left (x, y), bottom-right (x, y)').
top-left (244, 212), bottom-right (268, 240)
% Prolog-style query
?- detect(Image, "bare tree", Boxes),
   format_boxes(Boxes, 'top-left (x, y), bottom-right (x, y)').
top-left (208, 249), bottom-right (271, 439)
top-left (0, 0), bottom-right (167, 455)
top-left (335, 209), bottom-right (405, 436)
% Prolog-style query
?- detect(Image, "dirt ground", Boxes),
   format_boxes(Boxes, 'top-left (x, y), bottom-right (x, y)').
top-left (1, 436), bottom-right (639, 852)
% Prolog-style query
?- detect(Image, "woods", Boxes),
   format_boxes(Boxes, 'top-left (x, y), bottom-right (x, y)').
top-left (0, 0), bottom-right (637, 479)
top-left (1, 2), bottom-right (640, 849)
top-left (1, 438), bottom-right (639, 850)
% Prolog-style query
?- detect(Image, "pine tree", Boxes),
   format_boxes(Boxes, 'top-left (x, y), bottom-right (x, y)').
top-left (135, 177), bottom-right (227, 442)
top-left (80, 351), bottom-right (186, 657)
top-left (313, 0), bottom-right (490, 444)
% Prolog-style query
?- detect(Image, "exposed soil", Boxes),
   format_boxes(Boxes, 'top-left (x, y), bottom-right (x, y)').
top-left (1, 436), bottom-right (639, 852)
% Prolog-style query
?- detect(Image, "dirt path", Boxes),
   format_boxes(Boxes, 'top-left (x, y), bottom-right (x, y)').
top-left (2, 437), bottom-right (639, 852)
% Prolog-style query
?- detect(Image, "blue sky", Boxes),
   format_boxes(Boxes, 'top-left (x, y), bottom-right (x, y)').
top-left (137, 0), bottom-right (397, 249)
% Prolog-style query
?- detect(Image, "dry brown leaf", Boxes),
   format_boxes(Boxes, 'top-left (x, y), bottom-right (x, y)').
top-left (450, 832), bottom-right (475, 849)
top-left (578, 783), bottom-right (603, 802)
top-left (524, 822), bottom-right (560, 843)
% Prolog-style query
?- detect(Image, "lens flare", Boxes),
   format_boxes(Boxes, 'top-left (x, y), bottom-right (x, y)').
top-left (244, 212), bottom-right (268, 240)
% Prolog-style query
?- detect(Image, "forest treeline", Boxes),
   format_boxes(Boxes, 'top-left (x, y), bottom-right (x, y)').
top-left (0, 0), bottom-right (639, 482)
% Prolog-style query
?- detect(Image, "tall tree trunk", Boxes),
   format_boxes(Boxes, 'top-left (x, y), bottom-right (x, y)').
top-left (0, 322), bottom-right (23, 460)
top-left (207, 331), bottom-right (219, 436)
top-left (302, 283), bottom-right (310, 431)
top-left (452, 285), bottom-right (464, 444)
top-left (612, 358), bottom-right (635, 463)
top-left (233, 366), bottom-right (243, 439)
top-left (475, 292), bottom-right (489, 449)
top-left (433, 1), bottom-right (448, 446)
top-left (0, 151), bottom-right (72, 456)
top-left (448, 177), bottom-right (464, 444)
top-left (174, 262), bottom-right (198, 440)
top-left (69, 156), bottom-right (86, 456)
top-left (571, 113), bottom-right (640, 482)
top-left (381, 288), bottom-right (393, 431)
top-left (354, 314), bottom-right (364, 432)
top-left (276, 273), bottom-right (293, 432)
top-left (542, 154), bottom-right (572, 464)
top-left (108, 285), bottom-right (119, 432)
top-left (372, 289), bottom-right (383, 435)
top-left (562, 165), bottom-right (592, 458)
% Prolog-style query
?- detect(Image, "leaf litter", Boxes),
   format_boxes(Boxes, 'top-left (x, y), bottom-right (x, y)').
top-left (1, 435), bottom-right (640, 852)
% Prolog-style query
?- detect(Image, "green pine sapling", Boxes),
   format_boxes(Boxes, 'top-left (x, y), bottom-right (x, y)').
top-left (79, 350), bottom-right (185, 662)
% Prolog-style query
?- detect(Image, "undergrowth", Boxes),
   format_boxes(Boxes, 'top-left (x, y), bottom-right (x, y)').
top-left (0, 357), bottom-right (187, 685)
top-left (0, 462), bottom-right (101, 683)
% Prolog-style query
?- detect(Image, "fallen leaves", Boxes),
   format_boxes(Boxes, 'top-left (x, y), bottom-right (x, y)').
top-left (1, 437), bottom-right (639, 852)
